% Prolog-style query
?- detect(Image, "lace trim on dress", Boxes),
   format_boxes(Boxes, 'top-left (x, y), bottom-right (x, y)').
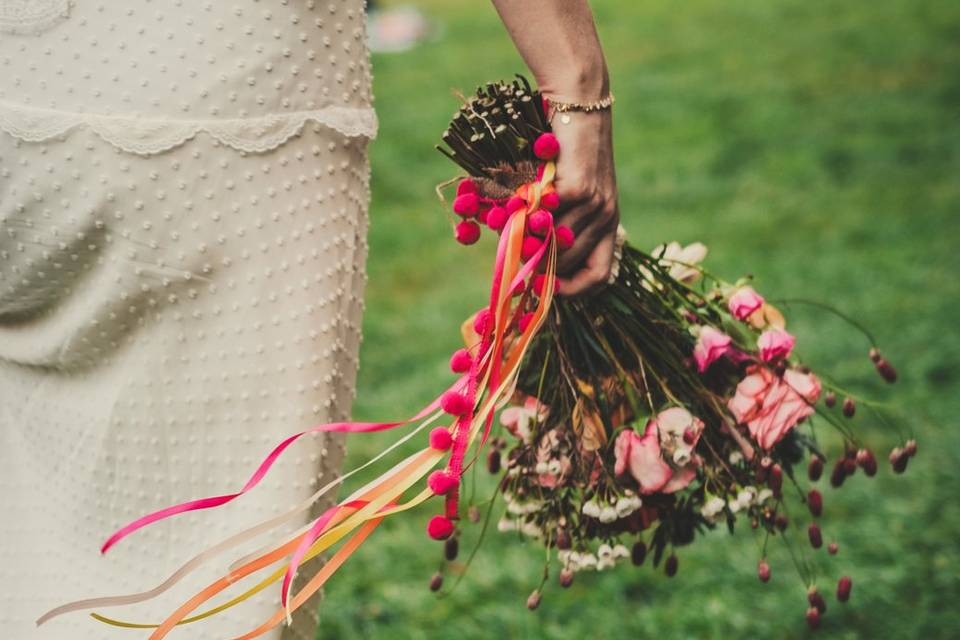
top-left (0, 100), bottom-right (378, 155)
top-left (0, 0), bottom-right (69, 35)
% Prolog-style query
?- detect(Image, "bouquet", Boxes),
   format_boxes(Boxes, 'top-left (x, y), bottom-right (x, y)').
top-left (39, 77), bottom-right (915, 636)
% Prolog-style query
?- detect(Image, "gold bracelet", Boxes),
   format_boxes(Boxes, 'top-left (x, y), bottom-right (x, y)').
top-left (544, 92), bottom-right (615, 123)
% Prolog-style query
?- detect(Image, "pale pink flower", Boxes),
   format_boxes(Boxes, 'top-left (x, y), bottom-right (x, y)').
top-left (727, 286), bottom-right (765, 320)
top-left (655, 241), bottom-right (708, 284)
top-left (727, 366), bottom-right (822, 450)
top-left (500, 396), bottom-right (548, 441)
top-left (613, 424), bottom-right (672, 495)
top-left (757, 328), bottom-right (796, 362)
top-left (694, 326), bottom-right (732, 373)
top-left (650, 407), bottom-right (704, 493)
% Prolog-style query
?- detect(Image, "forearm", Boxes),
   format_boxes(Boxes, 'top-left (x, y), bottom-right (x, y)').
top-left (489, 0), bottom-right (609, 102)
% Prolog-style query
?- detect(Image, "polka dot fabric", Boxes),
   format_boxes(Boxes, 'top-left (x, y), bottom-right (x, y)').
top-left (0, 1), bottom-right (375, 638)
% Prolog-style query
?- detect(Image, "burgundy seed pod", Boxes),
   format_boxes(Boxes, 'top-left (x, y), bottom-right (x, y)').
top-left (824, 391), bottom-right (837, 408)
top-left (830, 459), bottom-right (847, 488)
top-left (857, 448), bottom-right (878, 477)
top-left (806, 606), bottom-right (821, 630)
top-left (756, 464), bottom-right (769, 484)
top-left (869, 347), bottom-right (882, 363)
top-left (526, 590), bottom-right (542, 611)
top-left (892, 451), bottom-right (909, 474)
top-left (429, 572), bottom-right (443, 592)
top-left (556, 528), bottom-right (571, 550)
top-left (876, 358), bottom-right (897, 383)
top-left (631, 541), bottom-right (647, 566)
top-left (808, 489), bottom-right (823, 517)
top-left (486, 449), bottom-right (501, 474)
top-left (559, 568), bottom-right (574, 588)
top-left (828, 542), bottom-right (839, 555)
top-left (769, 463), bottom-right (784, 497)
top-left (468, 505), bottom-right (481, 523)
top-left (444, 536), bottom-right (459, 561)
top-left (904, 439), bottom-right (918, 458)
top-left (808, 588), bottom-right (827, 614)
top-left (775, 514), bottom-right (789, 531)
top-left (808, 523), bottom-right (823, 549)
top-left (683, 427), bottom-right (697, 445)
top-left (808, 457), bottom-right (824, 482)
top-left (665, 554), bottom-right (679, 577)
top-left (758, 560), bottom-right (771, 583)
top-left (842, 397), bottom-right (856, 418)
top-left (843, 457), bottom-right (857, 476)
top-left (837, 576), bottom-right (853, 602)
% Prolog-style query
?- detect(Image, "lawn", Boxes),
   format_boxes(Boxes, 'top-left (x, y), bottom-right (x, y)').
top-left (318, 1), bottom-right (960, 638)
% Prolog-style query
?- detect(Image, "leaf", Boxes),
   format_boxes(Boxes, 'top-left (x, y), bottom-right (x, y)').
top-left (572, 398), bottom-right (607, 452)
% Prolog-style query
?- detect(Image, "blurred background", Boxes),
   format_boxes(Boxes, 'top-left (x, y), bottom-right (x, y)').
top-left (321, 1), bottom-right (960, 637)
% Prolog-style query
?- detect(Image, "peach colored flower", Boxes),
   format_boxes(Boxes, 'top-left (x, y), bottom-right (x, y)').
top-left (757, 328), bottom-right (796, 362)
top-left (694, 326), bottom-right (732, 373)
top-left (728, 286), bottom-right (765, 320)
top-left (728, 366), bottom-right (822, 450)
top-left (613, 423), bottom-right (672, 495)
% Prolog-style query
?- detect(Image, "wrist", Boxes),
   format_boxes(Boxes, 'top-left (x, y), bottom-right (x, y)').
top-left (538, 59), bottom-right (610, 104)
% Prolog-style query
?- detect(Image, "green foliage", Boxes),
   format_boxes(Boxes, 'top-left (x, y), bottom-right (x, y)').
top-left (319, 1), bottom-right (960, 637)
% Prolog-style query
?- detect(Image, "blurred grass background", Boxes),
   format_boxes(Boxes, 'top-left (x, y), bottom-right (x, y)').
top-left (318, 0), bottom-right (960, 637)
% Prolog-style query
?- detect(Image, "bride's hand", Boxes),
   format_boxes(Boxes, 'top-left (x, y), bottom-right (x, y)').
top-left (549, 106), bottom-right (620, 296)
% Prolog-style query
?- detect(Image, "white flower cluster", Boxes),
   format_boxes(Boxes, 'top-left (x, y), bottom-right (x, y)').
top-left (534, 459), bottom-right (563, 475)
top-left (582, 494), bottom-right (642, 523)
top-left (701, 486), bottom-right (775, 523)
top-left (559, 543), bottom-right (630, 572)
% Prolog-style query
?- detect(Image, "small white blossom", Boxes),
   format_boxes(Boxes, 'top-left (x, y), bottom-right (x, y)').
top-left (546, 459), bottom-right (562, 475)
top-left (729, 451), bottom-right (744, 465)
top-left (613, 544), bottom-right (630, 559)
top-left (520, 521), bottom-right (542, 538)
top-left (497, 518), bottom-right (517, 532)
top-left (615, 495), bottom-right (642, 518)
top-left (596, 556), bottom-right (616, 571)
top-left (535, 461), bottom-right (549, 474)
top-left (582, 500), bottom-right (601, 518)
top-left (598, 506), bottom-right (618, 523)
top-left (757, 488), bottom-right (774, 504)
top-left (578, 553), bottom-right (598, 569)
top-left (700, 496), bottom-right (726, 522)
top-left (673, 447), bottom-right (692, 466)
top-left (597, 543), bottom-right (614, 561)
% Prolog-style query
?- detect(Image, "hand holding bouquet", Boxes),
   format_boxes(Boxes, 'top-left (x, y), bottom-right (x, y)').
top-left (39, 77), bottom-right (916, 636)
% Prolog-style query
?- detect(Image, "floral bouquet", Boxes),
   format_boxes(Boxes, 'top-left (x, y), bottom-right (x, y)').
top-left (39, 77), bottom-right (915, 636)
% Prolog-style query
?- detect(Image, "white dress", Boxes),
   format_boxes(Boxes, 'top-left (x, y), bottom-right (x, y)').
top-left (0, 1), bottom-right (376, 638)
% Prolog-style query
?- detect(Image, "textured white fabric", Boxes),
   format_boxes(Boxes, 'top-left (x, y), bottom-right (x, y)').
top-left (0, 1), bottom-right (375, 638)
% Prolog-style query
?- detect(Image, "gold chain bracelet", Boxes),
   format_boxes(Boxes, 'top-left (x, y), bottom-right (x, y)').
top-left (544, 92), bottom-right (614, 123)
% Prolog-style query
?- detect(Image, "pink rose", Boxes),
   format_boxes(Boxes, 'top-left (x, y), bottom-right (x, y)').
top-left (694, 326), bottom-right (732, 373)
top-left (757, 328), bottom-right (796, 362)
top-left (728, 286), bottom-right (765, 320)
top-left (614, 408), bottom-right (705, 495)
top-left (727, 366), bottom-right (822, 450)
top-left (613, 425), bottom-right (672, 495)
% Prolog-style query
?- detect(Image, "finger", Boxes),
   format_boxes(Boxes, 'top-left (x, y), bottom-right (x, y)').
top-left (556, 220), bottom-right (604, 275)
top-left (557, 232), bottom-right (616, 297)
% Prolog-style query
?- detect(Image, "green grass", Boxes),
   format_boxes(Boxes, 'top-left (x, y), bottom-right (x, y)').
top-left (317, 1), bottom-right (960, 637)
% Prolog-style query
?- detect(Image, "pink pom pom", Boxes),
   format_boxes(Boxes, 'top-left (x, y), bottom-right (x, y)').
top-left (477, 207), bottom-right (489, 225)
top-left (511, 278), bottom-right (526, 297)
top-left (521, 236), bottom-right (543, 261)
top-left (505, 196), bottom-right (526, 214)
top-left (455, 220), bottom-right (481, 245)
top-left (427, 515), bottom-right (454, 540)
top-left (518, 312), bottom-right (535, 333)
top-left (486, 206), bottom-right (508, 231)
top-left (473, 308), bottom-right (492, 335)
top-left (453, 193), bottom-right (479, 217)
top-left (440, 390), bottom-right (471, 416)
top-left (540, 192), bottom-right (560, 210)
top-left (533, 274), bottom-right (559, 297)
top-left (528, 209), bottom-right (554, 237)
top-left (556, 225), bottom-right (575, 250)
top-left (429, 427), bottom-right (453, 451)
top-left (449, 348), bottom-right (473, 373)
top-left (533, 133), bottom-right (560, 160)
top-left (427, 470), bottom-right (460, 496)
top-left (456, 179), bottom-right (477, 196)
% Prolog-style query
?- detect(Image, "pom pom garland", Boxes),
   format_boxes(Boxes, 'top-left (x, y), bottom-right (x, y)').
top-left (505, 196), bottom-right (526, 214)
top-left (528, 210), bottom-right (554, 236)
top-left (427, 515), bottom-right (455, 541)
top-left (533, 274), bottom-right (559, 297)
top-left (518, 312), bottom-right (535, 333)
top-left (521, 236), bottom-right (544, 261)
top-left (429, 427), bottom-right (453, 451)
top-left (533, 132), bottom-right (560, 160)
top-left (453, 193), bottom-right (480, 217)
top-left (486, 206), bottom-right (508, 231)
top-left (456, 179), bottom-right (477, 196)
top-left (473, 308), bottom-right (492, 335)
top-left (440, 391), bottom-right (472, 416)
top-left (449, 348), bottom-right (473, 373)
top-left (455, 220), bottom-right (481, 245)
top-left (556, 224), bottom-right (575, 250)
top-left (540, 191), bottom-right (560, 210)
top-left (427, 470), bottom-right (460, 496)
